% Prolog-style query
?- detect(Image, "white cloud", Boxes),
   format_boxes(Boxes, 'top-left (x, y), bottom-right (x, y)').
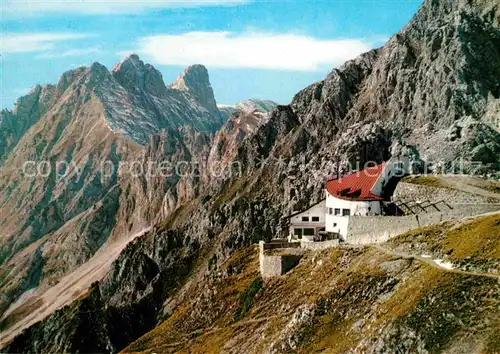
top-left (132, 32), bottom-right (375, 71)
top-left (2, 33), bottom-right (90, 54)
top-left (2, 0), bottom-right (248, 15)
top-left (35, 47), bottom-right (102, 59)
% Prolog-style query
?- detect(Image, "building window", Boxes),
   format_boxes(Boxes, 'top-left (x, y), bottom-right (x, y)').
top-left (334, 208), bottom-right (341, 215)
top-left (328, 208), bottom-right (333, 215)
top-left (342, 209), bottom-right (351, 216)
top-left (333, 223), bottom-right (337, 227)
top-left (312, 216), bottom-right (320, 222)
top-left (294, 228), bottom-right (303, 239)
top-left (301, 216), bottom-right (309, 222)
top-left (303, 228), bottom-right (315, 236)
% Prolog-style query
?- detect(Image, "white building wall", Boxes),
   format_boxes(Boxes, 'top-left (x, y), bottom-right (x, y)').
top-left (289, 200), bottom-right (326, 239)
top-left (289, 200), bottom-right (325, 225)
top-left (325, 213), bottom-right (350, 239)
top-left (324, 193), bottom-right (381, 240)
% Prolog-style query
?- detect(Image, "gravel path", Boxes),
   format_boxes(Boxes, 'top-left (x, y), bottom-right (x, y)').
top-left (371, 243), bottom-right (499, 280)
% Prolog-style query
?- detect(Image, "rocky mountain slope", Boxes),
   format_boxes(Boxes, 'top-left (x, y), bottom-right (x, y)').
top-left (109, 56), bottom-right (223, 143)
top-left (122, 213), bottom-right (500, 353)
top-left (0, 57), bottom-right (224, 326)
top-left (1, 0), bottom-right (500, 352)
top-left (5, 211), bottom-right (499, 353)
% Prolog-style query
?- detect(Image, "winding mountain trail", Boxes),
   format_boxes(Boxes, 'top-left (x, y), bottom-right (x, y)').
top-left (370, 244), bottom-right (500, 279)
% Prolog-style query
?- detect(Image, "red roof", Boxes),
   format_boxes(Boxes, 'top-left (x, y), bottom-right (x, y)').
top-left (326, 162), bottom-right (386, 201)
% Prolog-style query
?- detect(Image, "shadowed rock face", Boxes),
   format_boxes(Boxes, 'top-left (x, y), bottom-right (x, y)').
top-left (0, 71), bottom-right (82, 166)
top-left (170, 64), bottom-right (220, 116)
top-left (2, 0), bottom-right (500, 352)
top-left (339, 0), bottom-right (500, 167)
top-left (112, 54), bottom-right (168, 97)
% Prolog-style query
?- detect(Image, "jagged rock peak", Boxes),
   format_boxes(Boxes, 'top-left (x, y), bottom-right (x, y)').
top-left (169, 64), bottom-right (218, 114)
top-left (56, 66), bottom-right (87, 94)
top-left (90, 61), bottom-right (109, 72)
top-left (112, 53), bottom-right (167, 97)
top-left (169, 64), bottom-right (210, 90)
top-left (112, 53), bottom-right (143, 73)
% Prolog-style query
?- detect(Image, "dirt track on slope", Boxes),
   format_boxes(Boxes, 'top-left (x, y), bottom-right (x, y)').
top-left (370, 243), bottom-right (500, 279)
top-left (0, 226), bottom-right (151, 347)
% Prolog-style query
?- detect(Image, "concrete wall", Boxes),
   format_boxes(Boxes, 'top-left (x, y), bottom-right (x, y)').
top-left (325, 193), bottom-right (381, 238)
top-left (300, 239), bottom-right (339, 250)
top-left (260, 254), bottom-right (283, 278)
top-left (261, 240), bottom-right (301, 251)
top-left (346, 204), bottom-right (500, 245)
top-left (259, 242), bottom-right (302, 278)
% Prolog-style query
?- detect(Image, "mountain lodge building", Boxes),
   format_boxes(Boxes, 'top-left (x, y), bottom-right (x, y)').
top-left (288, 157), bottom-right (409, 242)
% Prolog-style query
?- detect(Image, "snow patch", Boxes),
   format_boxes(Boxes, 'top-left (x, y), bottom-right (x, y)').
top-left (434, 258), bottom-right (454, 270)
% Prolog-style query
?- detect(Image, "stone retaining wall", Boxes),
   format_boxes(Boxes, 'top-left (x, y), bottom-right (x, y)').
top-left (300, 239), bottom-right (339, 250)
top-left (260, 240), bottom-right (301, 251)
top-left (259, 241), bottom-right (302, 278)
top-left (347, 204), bottom-right (500, 245)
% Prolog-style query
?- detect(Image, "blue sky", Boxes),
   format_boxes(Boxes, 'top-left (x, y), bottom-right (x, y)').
top-left (1, 0), bottom-right (422, 109)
